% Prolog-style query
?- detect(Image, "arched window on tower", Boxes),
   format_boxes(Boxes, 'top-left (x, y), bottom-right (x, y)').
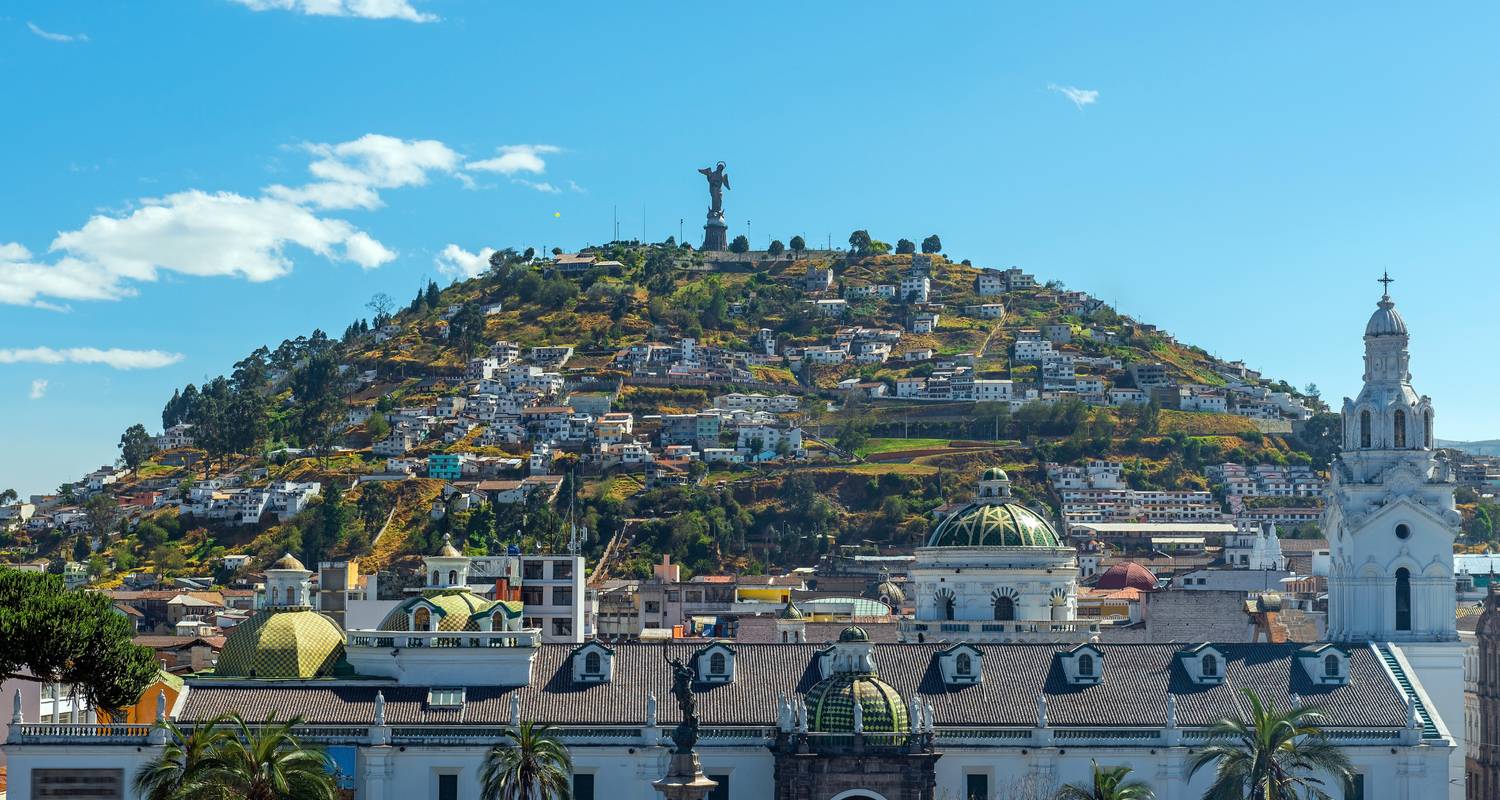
top-left (956, 653), bottom-right (972, 676)
top-left (432, 570), bottom-right (440, 585)
top-left (448, 569), bottom-right (458, 586)
top-left (1394, 410), bottom-right (1406, 448)
top-left (993, 596), bottom-right (1015, 621)
top-left (1325, 653), bottom-right (1340, 677)
top-left (1202, 653), bottom-right (1219, 678)
top-left (1395, 568), bottom-right (1412, 632)
top-left (1360, 410), bottom-right (1372, 448)
top-left (1424, 411), bottom-right (1433, 448)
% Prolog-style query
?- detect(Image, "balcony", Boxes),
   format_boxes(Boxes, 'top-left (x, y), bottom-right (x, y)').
top-left (345, 628), bottom-right (542, 650)
top-left (898, 618), bottom-right (1099, 643)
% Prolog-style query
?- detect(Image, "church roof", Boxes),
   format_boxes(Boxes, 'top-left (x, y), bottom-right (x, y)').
top-left (926, 500), bottom-right (1060, 548)
top-left (1094, 561), bottom-right (1159, 591)
top-left (182, 642), bottom-right (1407, 730)
top-left (377, 590), bottom-right (522, 632)
top-left (269, 552), bottom-right (306, 571)
top-left (1365, 295), bottom-right (1408, 337)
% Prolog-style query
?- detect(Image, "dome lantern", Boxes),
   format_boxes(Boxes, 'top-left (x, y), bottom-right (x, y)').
top-left (424, 533), bottom-right (471, 589)
top-left (264, 552), bottom-right (312, 609)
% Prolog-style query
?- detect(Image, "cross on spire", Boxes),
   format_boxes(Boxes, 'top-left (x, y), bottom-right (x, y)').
top-left (1378, 270), bottom-right (1394, 297)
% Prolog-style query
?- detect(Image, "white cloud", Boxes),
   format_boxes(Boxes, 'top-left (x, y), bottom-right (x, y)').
top-left (1048, 83), bottom-right (1099, 110)
top-left (566, 180), bottom-right (587, 194)
top-left (229, 0), bottom-right (435, 22)
top-left (264, 181), bottom-right (381, 211)
top-left (0, 347), bottom-right (185, 370)
top-left (29, 379), bottom-right (47, 400)
top-left (27, 22), bottom-right (89, 43)
top-left (512, 179), bottom-right (561, 194)
top-left (344, 231), bottom-right (397, 268)
top-left (435, 244), bottom-right (496, 279)
top-left (466, 144), bottom-right (561, 176)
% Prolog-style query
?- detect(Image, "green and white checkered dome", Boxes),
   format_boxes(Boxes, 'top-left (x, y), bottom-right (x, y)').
top-left (926, 499), bottom-right (1060, 548)
top-left (806, 672), bottom-right (909, 733)
top-left (213, 608), bottom-right (346, 679)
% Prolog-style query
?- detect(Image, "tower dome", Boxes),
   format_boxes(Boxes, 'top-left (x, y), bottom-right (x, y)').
top-left (926, 501), bottom-right (1060, 548)
top-left (214, 608), bottom-right (347, 679)
top-left (1365, 293), bottom-right (1407, 337)
top-left (805, 672), bottom-right (909, 733)
top-left (1094, 561), bottom-right (1158, 592)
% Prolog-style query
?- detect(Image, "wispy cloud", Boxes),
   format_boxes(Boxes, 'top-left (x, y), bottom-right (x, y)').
top-left (27, 22), bottom-right (89, 43)
top-left (1048, 83), bottom-right (1099, 110)
top-left (28, 379), bottom-right (48, 400)
top-left (467, 144), bottom-right (561, 176)
top-left (435, 244), bottom-right (497, 280)
top-left (228, 0), bottom-right (435, 23)
top-left (0, 347), bottom-right (185, 370)
top-left (513, 179), bottom-right (561, 194)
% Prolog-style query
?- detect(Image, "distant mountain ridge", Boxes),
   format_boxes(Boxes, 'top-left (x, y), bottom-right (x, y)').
top-left (1437, 439), bottom-right (1500, 457)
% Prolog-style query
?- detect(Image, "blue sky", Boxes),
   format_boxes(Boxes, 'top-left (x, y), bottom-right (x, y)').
top-left (2, 2), bottom-right (1498, 497)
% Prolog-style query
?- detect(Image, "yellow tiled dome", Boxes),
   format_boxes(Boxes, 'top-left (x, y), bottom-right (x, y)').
top-left (213, 609), bottom-right (345, 679)
top-left (378, 590), bottom-right (523, 632)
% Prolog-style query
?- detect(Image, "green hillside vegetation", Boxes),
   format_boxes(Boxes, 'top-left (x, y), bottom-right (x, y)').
top-left (7, 234), bottom-right (1336, 583)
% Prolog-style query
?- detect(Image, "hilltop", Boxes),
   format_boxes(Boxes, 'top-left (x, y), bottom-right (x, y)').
top-left (1, 232), bottom-right (1344, 587)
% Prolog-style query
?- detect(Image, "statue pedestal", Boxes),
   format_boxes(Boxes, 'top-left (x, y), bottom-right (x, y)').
top-left (702, 216), bottom-right (727, 252)
top-left (652, 751), bottom-right (719, 800)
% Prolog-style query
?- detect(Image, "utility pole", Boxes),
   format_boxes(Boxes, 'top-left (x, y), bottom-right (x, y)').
top-left (679, 218), bottom-right (684, 244)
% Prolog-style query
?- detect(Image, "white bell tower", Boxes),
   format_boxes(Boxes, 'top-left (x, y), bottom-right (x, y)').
top-left (1324, 275), bottom-right (1463, 796)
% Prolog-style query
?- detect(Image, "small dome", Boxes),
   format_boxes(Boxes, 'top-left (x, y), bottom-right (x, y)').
top-left (838, 625), bottom-right (870, 643)
top-left (1095, 562), bottom-right (1158, 591)
top-left (1365, 296), bottom-right (1407, 337)
top-left (270, 552), bottom-right (307, 571)
top-left (776, 596), bottom-right (805, 620)
top-left (981, 467), bottom-right (1009, 482)
top-left (806, 673), bottom-right (908, 733)
top-left (214, 609), bottom-right (345, 679)
top-left (436, 533), bottom-right (463, 558)
top-left (378, 591), bottom-right (520, 632)
top-left (926, 501), bottom-right (1060, 548)
top-left (873, 578), bottom-right (905, 606)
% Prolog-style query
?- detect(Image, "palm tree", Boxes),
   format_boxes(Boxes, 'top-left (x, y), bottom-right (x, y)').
top-left (212, 714), bottom-right (338, 800)
top-left (1189, 689), bottom-right (1354, 800)
top-left (133, 716), bottom-right (234, 800)
top-left (1054, 761), bottom-right (1155, 800)
top-left (480, 721), bottom-right (573, 800)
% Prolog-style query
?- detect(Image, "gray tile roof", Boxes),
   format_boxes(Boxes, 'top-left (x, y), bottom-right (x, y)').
top-left (181, 642), bottom-right (1406, 729)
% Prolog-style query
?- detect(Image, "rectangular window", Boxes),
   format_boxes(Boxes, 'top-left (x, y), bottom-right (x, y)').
top-left (523, 561), bottom-right (544, 580)
top-left (552, 618), bottom-right (573, 636)
top-left (438, 773), bottom-right (459, 800)
top-left (552, 560), bottom-right (573, 579)
top-left (574, 774), bottom-right (596, 800)
top-left (521, 587), bottom-right (543, 606)
top-left (553, 587), bottom-right (573, 606)
top-left (966, 773), bottom-right (990, 800)
top-left (428, 687), bottom-right (465, 708)
top-left (644, 601), bottom-right (661, 613)
top-left (707, 773), bottom-right (730, 800)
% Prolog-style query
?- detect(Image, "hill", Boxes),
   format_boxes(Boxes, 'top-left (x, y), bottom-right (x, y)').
top-left (1, 233), bottom-right (1340, 585)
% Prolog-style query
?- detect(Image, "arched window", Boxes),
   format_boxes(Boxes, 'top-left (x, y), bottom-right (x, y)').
top-left (1202, 653), bottom-right (1218, 677)
top-left (1394, 409), bottom-right (1406, 448)
top-left (1325, 653), bottom-right (1340, 677)
top-left (956, 653), bottom-right (972, 675)
top-left (1395, 568), bottom-right (1412, 632)
top-left (1360, 410), bottom-right (1371, 448)
top-left (937, 591), bottom-right (955, 621)
top-left (585, 651), bottom-right (601, 674)
top-left (492, 611), bottom-right (507, 631)
top-left (1078, 654), bottom-right (1095, 677)
top-left (414, 607), bottom-right (432, 631)
top-left (710, 652), bottom-right (726, 675)
top-left (1425, 412), bottom-right (1433, 448)
top-left (432, 570), bottom-right (440, 585)
top-left (993, 596), bottom-right (1016, 621)
top-left (448, 569), bottom-right (458, 585)
top-left (781, 631), bottom-right (789, 643)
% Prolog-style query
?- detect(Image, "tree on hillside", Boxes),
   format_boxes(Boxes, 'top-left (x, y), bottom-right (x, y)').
top-left (0, 568), bottom-right (159, 714)
top-left (302, 486), bottom-right (352, 566)
top-left (84, 493), bottom-right (120, 543)
top-left (289, 352), bottom-right (352, 456)
top-left (366, 412), bottom-right (390, 441)
top-left (921, 234), bottom-right (942, 254)
top-left (523, 246), bottom-right (536, 261)
top-left (0, 488), bottom-right (17, 506)
top-left (449, 303), bottom-right (487, 355)
top-left (551, 247), bottom-right (563, 256)
top-left (119, 423), bottom-right (155, 469)
top-left (357, 483), bottom-right (394, 537)
top-left (848, 229), bottom-right (873, 255)
top-left (366, 292), bottom-right (395, 322)
top-left (767, 239), bottom-right (785, 256)
top-left (73, 534), bottom-right (91, 564)
top-left (789, 235), bottom-right (806, 255)
top-left (729, 234), bottom-right (750, 253)
top-left (424, 280), bottom-right (441, 309)
top-left (895, 238), bottom-right (916, 254)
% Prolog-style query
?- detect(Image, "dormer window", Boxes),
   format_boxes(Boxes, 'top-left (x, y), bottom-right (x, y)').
top-left (1060, 644), bottom-right (1103, 686)
top-left (1180, 644), bottom-right (1226, 685)
top-left (695, 643), bottom-right (736, 684)
top-left (1298, 644), bottom-right (1348, 685)
top-left (938, 643), bottom-right (983, 686)
top-left (572, 642), bottom-right (614, 683)
top-left (428, 687), bottom-right (465, 708)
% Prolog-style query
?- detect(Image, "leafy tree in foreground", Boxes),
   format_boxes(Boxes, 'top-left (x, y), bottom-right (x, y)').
top-left (480, 721), bottom-right (573, 800)
top-left (1053, 761), bottom-right (1155, 800)
top-left (0, 568), bottom-right (158, 715)
top-left (134, 717), bottom-right (234, 800)
top-left (1189, 689), bottom-right (1352, 800)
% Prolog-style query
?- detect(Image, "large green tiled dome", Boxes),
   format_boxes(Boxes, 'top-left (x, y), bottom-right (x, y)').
top-left (806, 673), bottom-right (909, 733)
top-left (378, 590), bottom-right (522, 632)
top-left (214, 609), bottom-right (346, 679)
top-left (926, 500), bottom-right (1060, 548)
